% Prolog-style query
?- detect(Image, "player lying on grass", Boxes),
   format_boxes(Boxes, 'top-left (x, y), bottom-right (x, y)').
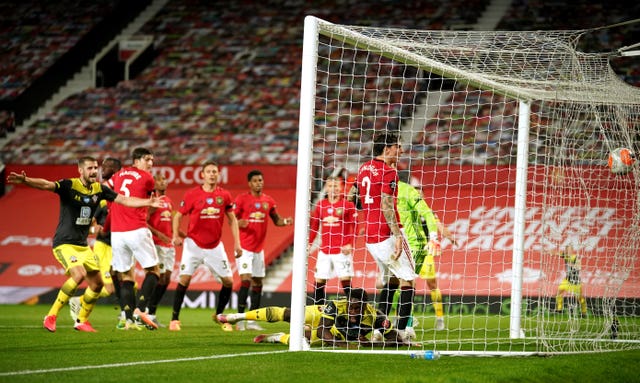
top-left (217, 288), bottom-right (421, 347)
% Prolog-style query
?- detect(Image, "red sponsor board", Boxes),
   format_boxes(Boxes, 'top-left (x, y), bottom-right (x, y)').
top-left (1, 165), bottom-right (638, 300)
top-left (4, 164), bottom-right (298, 189)
top-left (0, 165), bottom-right (296, 295)
top-left (286, 165), bottom-right (640, 298)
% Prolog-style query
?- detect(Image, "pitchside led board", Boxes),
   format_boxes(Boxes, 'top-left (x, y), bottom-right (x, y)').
top-left (0, 164), bottom-right (637, 302)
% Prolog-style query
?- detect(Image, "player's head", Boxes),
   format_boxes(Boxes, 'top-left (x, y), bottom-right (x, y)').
top-left (397, 169), bottom-right (411, 184)
top-left (372, 132), bottom-right (402, 164)
top-left (154, 173), bottom-right (168, 193)
top-left (101, 157), bottom-right (122, 181)
top-left (77, 156), bottom-right (99, 184)
top-left (324, 176), bottom-right (343, 200)
top-left (247, 169), bottom-right (263, 181)
top-left (564, 245), bottom-right (578, 261)
top-left (200, 160), bottom-right (220, 186)
top-left (247, 169), bottom-right (264, 194)
top-left (346, 288), bottom-right (369, 323)
top-left (132, 147), bottom-right (154, 172)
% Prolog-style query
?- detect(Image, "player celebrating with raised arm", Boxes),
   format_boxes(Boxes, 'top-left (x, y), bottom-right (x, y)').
top-left (7, 156), bottom-right (162, 332)
top-left (308, 176), bottom-right (357, 304)
top-left (169, 161), bottom-right (242, 331)
top-left (233, 169), bottom-right (293, 330)
top-left (110, 147), bottom-right (161, 330)
top-left (68, 157), bottom-right (123, 327)
top-left (348, 132), bottom-right (417, 341)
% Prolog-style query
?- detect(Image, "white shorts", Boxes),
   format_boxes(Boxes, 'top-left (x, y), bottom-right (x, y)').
top-left (366, 232), bottom-right (416, 283)
top-left (180, 237), bottom-right (233, 279)
top-left (111, 227), bottom-right (159, 273)
top-left (155, 245), bottom-right (176, 274)
top-left (236, 249), bottom-right (265, 278)
top-left (315, 250), bottom-right (354, 280)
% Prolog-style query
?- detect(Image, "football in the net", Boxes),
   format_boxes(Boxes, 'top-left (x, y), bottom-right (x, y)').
top-left (608, 147), bottom-right (635, 175)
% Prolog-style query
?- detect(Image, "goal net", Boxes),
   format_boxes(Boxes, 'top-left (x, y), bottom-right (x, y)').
top-left (290, 16), bottom-right (640, 355)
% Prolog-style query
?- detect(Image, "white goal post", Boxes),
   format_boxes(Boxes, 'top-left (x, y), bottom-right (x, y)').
top-left (291, 16), bottom-right (640, 355)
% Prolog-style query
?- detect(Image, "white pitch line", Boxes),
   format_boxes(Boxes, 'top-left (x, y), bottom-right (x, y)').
top-left (0, 350), bottom-right (289, 377)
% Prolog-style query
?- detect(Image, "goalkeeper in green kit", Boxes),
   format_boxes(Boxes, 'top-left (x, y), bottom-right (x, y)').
top-left (394, 177), bottom-right (456, 332)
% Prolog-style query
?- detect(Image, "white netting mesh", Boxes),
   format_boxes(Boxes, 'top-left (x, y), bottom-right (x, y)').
top-left (295, 17), bottom-right (640, 355)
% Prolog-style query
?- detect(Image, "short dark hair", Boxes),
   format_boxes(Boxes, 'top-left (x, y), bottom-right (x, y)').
top-left (397, 169), bottom-right (411, 184)
top-left (103, 157), bottom-right (122, 171)
top-left (78, 156), bottom-right (97, 166)
top-left (247, 169), bottom-right (263, 181)
top-left (132, 147), bottom-right (153, 160)
top-left (347, 287), bottom-right (369, 303)
top-left (372, 132), bottom-right (400, 156)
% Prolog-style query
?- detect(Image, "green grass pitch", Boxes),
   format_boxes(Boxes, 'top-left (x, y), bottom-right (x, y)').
top-left (1, 304), bottom-right (638, 383)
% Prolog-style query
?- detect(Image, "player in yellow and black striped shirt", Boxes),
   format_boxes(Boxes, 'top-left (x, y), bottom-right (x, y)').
top-left (7, 156), bottom-right (162, 332)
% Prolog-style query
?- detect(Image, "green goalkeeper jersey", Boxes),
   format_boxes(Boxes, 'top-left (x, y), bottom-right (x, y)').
top-left (396, 181), bottom-right (439, 251)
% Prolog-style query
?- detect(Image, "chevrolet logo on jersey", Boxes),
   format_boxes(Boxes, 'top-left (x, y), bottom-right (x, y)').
top-left (322, 216), bottom-right (340, 225)
top-left (201, 206), bottom-right (221, 216)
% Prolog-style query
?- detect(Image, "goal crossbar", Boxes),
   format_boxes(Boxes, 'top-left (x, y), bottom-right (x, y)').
top-left (315, 17), bottom-right (640, 104)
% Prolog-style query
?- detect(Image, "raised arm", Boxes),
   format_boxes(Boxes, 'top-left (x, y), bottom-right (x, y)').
top-left (113, 193), bottom-right (163, 208)
top-left (7, 171), bottom-right (55, 191)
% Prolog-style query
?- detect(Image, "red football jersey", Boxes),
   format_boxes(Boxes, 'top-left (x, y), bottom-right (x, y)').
top-left (309, 198), bottom-right (357, 254)
top-left (148, 195), bottom-right (174, 247)
top-left (234, 192), bottom-right (277, 252)
top-left (110, 167), bottom-right (155, 232)
top-left (178, 185), bottom-right (234, 249)
top-left (355, 158), bottom-right (400, 243)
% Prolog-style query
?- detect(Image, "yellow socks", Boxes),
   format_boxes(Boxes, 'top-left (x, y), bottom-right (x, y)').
top-left (431, 289), bottom-right (443, 318)
top-left (48, 278), bottom-right (78, 317)
top-left (579, 296), bottom-right (587, 315)
top-left (244, 307), bottom-right (286, 322)
top-left (78, 288), bottom-right (100, 323)
top-left (556, 296), bottom-right (563, 311)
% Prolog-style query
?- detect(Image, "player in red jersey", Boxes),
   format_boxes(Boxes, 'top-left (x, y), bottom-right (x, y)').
top-left (308, 176), bottom-right (357, 304)
top-left (168, 161), bottom-right (242, 331)
top-left (348, 132), bottom-right (417, 341)
top-left (110, 147), bottom-right (161, 330)
top-left (233, 169), bottom-right (293, 330)
top-left (145, 173), bottom-right (179, 328)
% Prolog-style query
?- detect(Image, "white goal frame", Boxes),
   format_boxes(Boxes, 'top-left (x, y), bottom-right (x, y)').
top-left (290, 16), bottom-right (640, 354)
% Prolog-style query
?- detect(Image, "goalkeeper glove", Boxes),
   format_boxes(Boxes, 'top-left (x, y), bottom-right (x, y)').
top-left (425, 233), bottom-right (441, 257)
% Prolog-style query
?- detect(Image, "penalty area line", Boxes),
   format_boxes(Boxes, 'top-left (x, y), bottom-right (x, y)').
top-left (0, 350), bottom-right (289, 377)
